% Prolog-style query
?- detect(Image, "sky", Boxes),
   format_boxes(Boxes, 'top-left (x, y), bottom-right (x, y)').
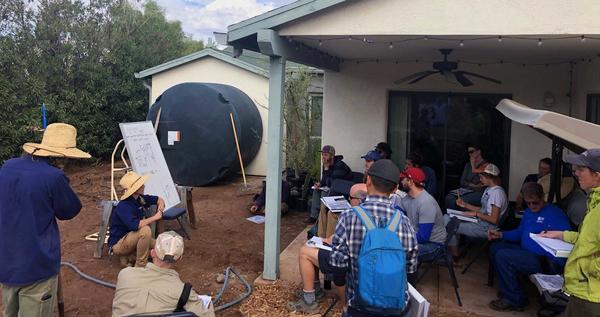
top-left (154, 0), bottom-right (296, 43)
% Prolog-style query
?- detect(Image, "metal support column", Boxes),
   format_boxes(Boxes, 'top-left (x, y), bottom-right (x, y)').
top-left (263, 55), bottom-right (286, 280)
top-left (548, 137), bottom-right (564, 204)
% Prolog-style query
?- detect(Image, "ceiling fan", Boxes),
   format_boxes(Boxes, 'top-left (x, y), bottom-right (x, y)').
top-left (394, 49), bottom-right (502, 87)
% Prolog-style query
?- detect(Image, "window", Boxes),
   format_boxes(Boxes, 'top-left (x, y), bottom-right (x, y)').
top-left (586, 94), bottom-right (600, 124)
top-left (310, 94), bottom-right (323, 138)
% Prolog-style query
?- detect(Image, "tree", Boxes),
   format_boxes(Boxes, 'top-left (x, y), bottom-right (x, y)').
top-left (0, 0), bottom-right (204, 162)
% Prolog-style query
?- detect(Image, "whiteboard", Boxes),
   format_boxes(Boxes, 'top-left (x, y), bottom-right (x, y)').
top-left (119, 121), bottom-right (180, 209)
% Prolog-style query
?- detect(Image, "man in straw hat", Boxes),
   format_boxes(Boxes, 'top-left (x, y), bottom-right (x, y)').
top-left (112, 231), bottom-right (215, 317)
top-left (108, 171), bottom-right (165, 267)
top-left (0, 123), bottom-right (90, 317)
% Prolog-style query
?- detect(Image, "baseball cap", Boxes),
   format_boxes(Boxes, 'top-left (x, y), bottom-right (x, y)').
top-left (482, 163), bottom-right (501, 176)
top-left (400, 167), bottom-right (427, 185)
top-left (155, 231), bottom-right (184, 263)
top-left (367, 159), bottom-right (400, 184)
top-left (565, 149), bottom-right (600, 172)
top-left (319, 145), bottom-right (335, 155)
top-left (361, 150), bottom-right (381, 162)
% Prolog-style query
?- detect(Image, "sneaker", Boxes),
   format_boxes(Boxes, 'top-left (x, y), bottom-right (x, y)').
top-left (286, 298), bottom-right (319, 314)
top-left (304, 217), bottom-right (317, 224)
top-left (489, 298), bottom-right (524, 312)
top-left (295, 288), bottom-right (325, 301)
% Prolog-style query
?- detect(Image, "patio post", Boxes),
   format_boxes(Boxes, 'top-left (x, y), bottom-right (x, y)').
top-left (263, 55), bottom-right (286, 280)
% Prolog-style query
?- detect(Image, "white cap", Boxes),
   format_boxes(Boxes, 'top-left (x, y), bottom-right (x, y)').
top-left (483, 163), bottom-right (501, 176)
top-left (155, 231), bottom-right (184, 263)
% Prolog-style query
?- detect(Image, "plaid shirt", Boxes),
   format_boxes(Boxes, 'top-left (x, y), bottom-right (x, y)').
top-left (329, 195), bottom-right (418, 309)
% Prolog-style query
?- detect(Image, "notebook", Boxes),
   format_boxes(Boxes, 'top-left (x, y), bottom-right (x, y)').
top-left (529, 233), bottom-right (574, 258)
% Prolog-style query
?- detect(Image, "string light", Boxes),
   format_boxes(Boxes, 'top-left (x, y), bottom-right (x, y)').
top-left (423, 36), bottom-right (428, 41)
top-left (538, 38), bottom-right (543, 46)
top-left (363, 37), bottom-right (367, 42)
top-left (497, 36), bottom-right (502, 42)
top-left (459, 40), bottom-right (464, 47)
top-left (318, 40), bottom-right (322, 46)
top-left (389, 42), bottom-right (393, 49)
top-left (581, 35), bottom-right (586, 43)
top-left (348, 36), bottom-right (352, 41)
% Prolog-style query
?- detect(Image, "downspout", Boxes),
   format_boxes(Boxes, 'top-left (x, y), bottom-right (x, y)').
top-left (568, 61), bottom-right (574, 117)
top-left (142, 78), bottom-right (152, 109)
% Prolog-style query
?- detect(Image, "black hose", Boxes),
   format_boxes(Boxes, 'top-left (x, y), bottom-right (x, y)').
top-left (60, 262), bottom-right (252, 312)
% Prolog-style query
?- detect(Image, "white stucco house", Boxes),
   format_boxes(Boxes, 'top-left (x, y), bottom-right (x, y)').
top-left (223, 0), bottom-right (600, 280)
top-left (135, 47), bottom-right (323, 176)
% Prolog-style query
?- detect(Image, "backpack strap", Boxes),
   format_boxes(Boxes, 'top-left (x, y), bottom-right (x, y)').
top-left (174, 282), bottom-right (192, 312)
top-left (386, 210), bottom-right (402, 232)
top-left (353, 205), bottom-right (375, 230)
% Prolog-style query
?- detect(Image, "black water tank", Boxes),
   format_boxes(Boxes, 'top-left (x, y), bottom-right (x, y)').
top-left (147, 83), bottom-right (263, 186)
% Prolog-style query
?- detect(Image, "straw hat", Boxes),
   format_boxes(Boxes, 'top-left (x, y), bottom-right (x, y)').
top-left (23, 123), bottom-right (91, 159)
top-left (120, 171), bottom-right (151, 200)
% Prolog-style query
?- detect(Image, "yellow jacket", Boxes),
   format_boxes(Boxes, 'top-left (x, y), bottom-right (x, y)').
top-left (112, 263), bottom-right (215, 317)
top-left (563, 187), bottom-right (600, 302)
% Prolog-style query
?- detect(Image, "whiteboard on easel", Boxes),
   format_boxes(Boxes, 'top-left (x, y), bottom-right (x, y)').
top-left (119, 121), bottom-right (180, 209)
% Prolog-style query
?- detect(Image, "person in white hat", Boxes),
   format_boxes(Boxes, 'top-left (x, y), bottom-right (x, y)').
top-left (108, 171), bottom-right (165, 267)
top-left (0, 123), bottom-right (91, 317)
top-left (444, 163), bottom-right (508, 263)
top-left (112, 231), bottom-right (215, 317)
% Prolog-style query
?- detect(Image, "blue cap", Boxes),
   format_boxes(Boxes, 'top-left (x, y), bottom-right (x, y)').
top-left (361, 150), bottom-right (381, 161)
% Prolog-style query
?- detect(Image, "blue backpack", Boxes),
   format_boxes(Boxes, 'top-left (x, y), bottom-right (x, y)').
top-left (353, 205), bottom-right (407, 315)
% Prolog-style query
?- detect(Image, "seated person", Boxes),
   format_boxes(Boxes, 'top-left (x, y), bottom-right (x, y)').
top-left (307, 145), bottom-right (353, 223)
top-left (397, 167), bottom-right (447, 262)
top-left (444, 163), bottom-right (508, 263)
top-left (406, 151), bottom-right (438, 197)
top-left (250, 174), bottom-right (290, 215)
top-left (361, 150), bottom-right (381, 182)
top-left (445, 144), bottom-right (488, 209)
top-left (112, 231), bottom-right (215, 317)
top-left (318, 183), bottom-right (367, 239)
top-left (288, 160), bottom-right (418, 315)
top-left (515, 157), bottom-right (552, 211)
top-left (487, 182), bottom-right (571, 312)
top-left (108, 171), bottom-right (164, 267)
top-left (374, 142), bottom-right (392, 159)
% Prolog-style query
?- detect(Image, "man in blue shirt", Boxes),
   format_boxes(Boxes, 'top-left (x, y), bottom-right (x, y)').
top-left (108, 171), bottom-right (165, 267)
top-left (487, 182), bottom-right (571, 312)
top-left (0, 123), bottom-right (90, 317)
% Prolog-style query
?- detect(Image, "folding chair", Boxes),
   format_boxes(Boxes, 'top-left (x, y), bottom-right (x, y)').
top-left (416, 217), bottom-right (462, 306)
top-left (162, 207), bottom-right (191, 240)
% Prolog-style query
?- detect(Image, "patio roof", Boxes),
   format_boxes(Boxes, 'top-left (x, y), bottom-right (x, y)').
top-left (496, 99), bottom-right (600, 150)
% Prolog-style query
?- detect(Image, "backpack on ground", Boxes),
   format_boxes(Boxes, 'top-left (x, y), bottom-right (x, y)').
top-left (537, 290), bottom-right (569, 317)
top-left (353, 205), bottom-right (407, 315)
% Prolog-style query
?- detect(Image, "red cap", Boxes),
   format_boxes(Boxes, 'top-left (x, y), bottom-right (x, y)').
top-left (400, 167), bottom-right (426, 185)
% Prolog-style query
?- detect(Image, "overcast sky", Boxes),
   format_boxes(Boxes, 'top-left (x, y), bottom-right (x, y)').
top-left (154, 0), bottom-right (296, 43)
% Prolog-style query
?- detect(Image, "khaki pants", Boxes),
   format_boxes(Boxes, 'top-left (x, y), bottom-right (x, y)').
top-left (317, 205), bottom-right (340, 238)
top-left (565, 295), bottom-right (600, 317)
top-left (1, 275), bottom-right (58, 317)
top-left (111, 225), bottom-right (155, 267)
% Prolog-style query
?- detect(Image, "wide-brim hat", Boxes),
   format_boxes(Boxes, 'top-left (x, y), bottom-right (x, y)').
top-left (23, 123), bottom-right (91, 159)
top-left (120, 171), bottom-right (151, 200)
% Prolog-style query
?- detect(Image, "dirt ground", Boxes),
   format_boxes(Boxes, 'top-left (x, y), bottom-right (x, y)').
top-left (0, 163), bottom-right (308, 316)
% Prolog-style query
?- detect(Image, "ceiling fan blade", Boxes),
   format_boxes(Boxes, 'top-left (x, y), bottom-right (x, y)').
top-left (442, 70), bottom-right (459, 84)
top-left (459, 71), bottom-right (502, 84)
top-left (454, 71), bottom-right (474, 87)
top-left (408, 71), bottom-right (440, 84)
top-left (394, 71), bottom-right (437, 84)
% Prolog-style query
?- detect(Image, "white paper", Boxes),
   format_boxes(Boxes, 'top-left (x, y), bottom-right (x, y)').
top-left (306, 236), bottom-right (332, 251)
top-left (167, 131), bottom-right (180, 146)
top-left (529, 233), bottom-right (574, 258)
top-left (529, 274), bottom-right (564, 294)
top-left (321, 195), bottom-right (351, 212)
top-left (246, 215), bottom-right (265, 224)
top-left (447, 209), bottom-right (478, 223)
top-left (408, 283), bottom-right (430, 317)
top-left (197, 295), bottom-right (212, 309)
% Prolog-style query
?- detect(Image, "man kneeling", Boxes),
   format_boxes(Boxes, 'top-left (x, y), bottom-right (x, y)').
top-left (112, 231), bottom-right (215, 317)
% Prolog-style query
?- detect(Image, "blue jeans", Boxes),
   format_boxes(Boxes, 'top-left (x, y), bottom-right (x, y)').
top-left (418, 242), bottom-right (444, 262)
top-left (490, 242), bottom-right (544, 307)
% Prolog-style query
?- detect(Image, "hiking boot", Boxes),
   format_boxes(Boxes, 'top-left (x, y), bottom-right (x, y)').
top-left (489, 298), bottom-right (524, 312)
top-left (294, 288), bottom-right (325, 301)
top-left (286, 298), bottom-right (319, 314)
